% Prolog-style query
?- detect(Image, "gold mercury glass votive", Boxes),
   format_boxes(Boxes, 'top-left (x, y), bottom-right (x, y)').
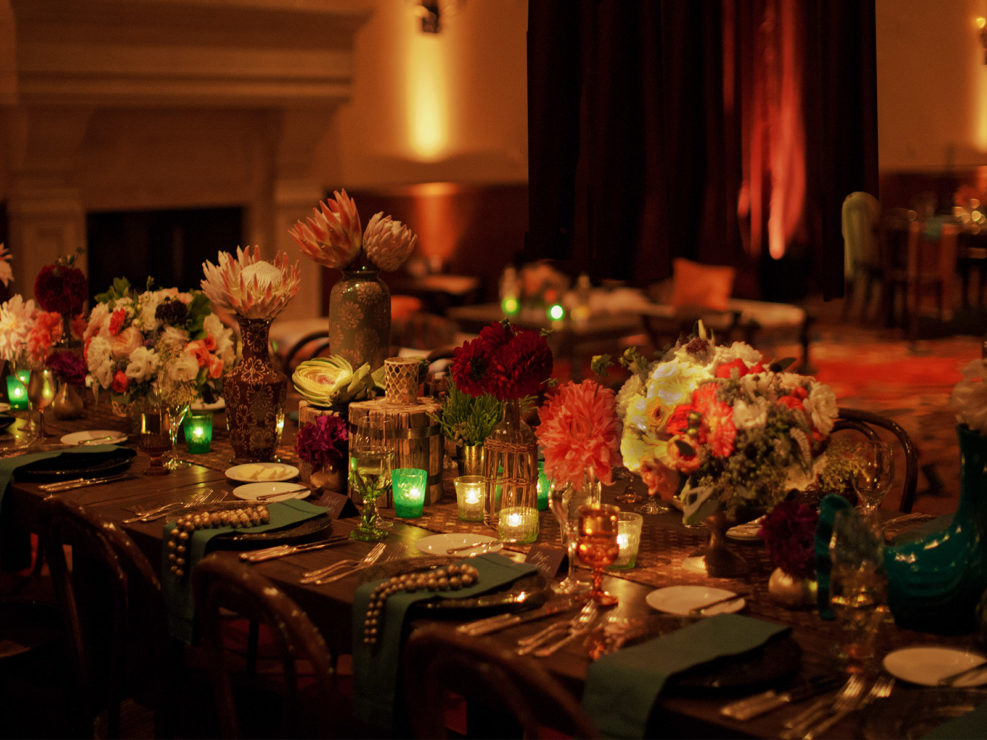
top-left (454, 475), bottom-right (486, 522)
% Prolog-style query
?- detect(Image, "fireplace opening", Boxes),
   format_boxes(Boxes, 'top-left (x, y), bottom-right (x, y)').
top-left (86, 206), bottom-right (243, 299)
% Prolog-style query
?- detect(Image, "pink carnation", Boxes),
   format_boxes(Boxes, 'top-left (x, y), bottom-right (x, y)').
top-left (535, 379), bottom-right (621, 487)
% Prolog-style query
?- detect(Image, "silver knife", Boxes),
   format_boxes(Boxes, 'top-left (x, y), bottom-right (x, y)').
top-left (720, 675), bottom-right (844, 721)
top-left (240, 537), bottom-right (349, 562)
top-left (39, 473), bottom-right (136, 492)
top-left (458, 598), bottom-right (579, 637)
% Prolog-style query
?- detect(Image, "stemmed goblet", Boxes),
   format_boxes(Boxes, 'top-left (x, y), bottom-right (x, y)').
top-left (348, 413), bottom-right (393, 542)
top-left (576, 503), bottom-right (621, 606)
top-left (547, 482), bottom-right (590, 595)
top-left (27, 368), bottom-right (56, 442)
top-left (163, 401), bottom-right (190, 469)
top-left (852, 440), bottom-right (894, 528)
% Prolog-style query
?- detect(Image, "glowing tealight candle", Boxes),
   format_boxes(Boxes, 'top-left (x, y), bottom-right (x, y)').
top-left (5, 375), bottom-right (28, 410)
top-left (454, 475), bottom-right (486, 522)
top-left (611, 512), bottom-right (644, 569)
top-left (497, 505), bottom-right (539, 544)
top-left (392, 468), bottom-right (427, 518)
top-left (547, 303), bottom-right (565, 321)
top-left (536, 461), bottom-right (550, 511)
top-left (182, 413), bottom-right (213, 453)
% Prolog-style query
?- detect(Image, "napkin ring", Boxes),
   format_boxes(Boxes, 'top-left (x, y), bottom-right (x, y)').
top-left (166, 504), bottom-right (270, 578)
top-left (362, 563), bottom-right (479, 648)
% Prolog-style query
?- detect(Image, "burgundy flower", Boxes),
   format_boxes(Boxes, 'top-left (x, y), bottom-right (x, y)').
top-left (45, 350), bottom-right (87, 385)
top-left (451, 322), bottom-right (552, 400)
top-left (296, 414), bottom-right (348, 470)
top-left (758, 500), bottom-right (819, 580)
top-left (34, 263), bottom-right (88, 316)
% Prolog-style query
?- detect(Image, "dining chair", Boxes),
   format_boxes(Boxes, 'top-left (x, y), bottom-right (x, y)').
top-left (834, 407), bottom-right (919, 514)
top-left (841, 191), bottom-right (882, 321)
top-left (402, 623), bottom-right (600, 739)
top-left (877, 207), bottom-right (919, 328)
top-left (192, 554), bottom-right (354, 739)
top-left (39, 496), bottom-right (173, 738)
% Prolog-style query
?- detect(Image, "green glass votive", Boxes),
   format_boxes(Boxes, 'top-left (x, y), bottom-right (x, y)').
top-left (392, 467), bottom-right (427, 518)
top-left (6, 375), bottom-right (28, 410)
top-left (536, 460), bottom-right (551, 511)
top-left (182, 413), bottom-right (213, 453)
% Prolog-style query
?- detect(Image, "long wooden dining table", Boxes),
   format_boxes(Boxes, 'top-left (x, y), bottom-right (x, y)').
top-left (2, 398), bottom-right (984, 739)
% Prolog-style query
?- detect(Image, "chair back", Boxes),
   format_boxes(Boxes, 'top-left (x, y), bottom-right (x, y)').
top-left (403, 624), bottom-right (599, 739)
top-left (834, 407), bottom-right (919, 513)
top-left (39, 496), bottom-right (166, 738)
top-left (192, 555), bottom-right (343, 738)
top-left (842, 192), bottom-right (881, 275)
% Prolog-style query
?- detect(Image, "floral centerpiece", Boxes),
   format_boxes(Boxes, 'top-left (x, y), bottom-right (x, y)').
top-left (201, 246), bottom-right (300, 462)
top-left (84, 277), bottom-right (235, 410)
top-left (34, 249), bottom-right (88, 344)
top-left (450, 320), bottom-right (554, 402)
top-left (0, 294), bottom-right (36, 371)
top-left (296, 413), bottom-right (348, 491)
top-left (289, 189), bottom-right (418, 371)
top-left (616, 331), bottom-right (838, 524)
top-left (431, 379), bottom-right (503, 476)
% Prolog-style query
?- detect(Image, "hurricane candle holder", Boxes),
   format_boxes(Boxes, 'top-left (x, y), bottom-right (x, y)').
top-left (612, 511), bottom-right (644, 569)
top-left (392, 467), bottom-right (426, 518)
top-left (6, 375), bottom-right (28, 410)
top-left (454, 475), bottom-right (486, 522)
top-left (183, 413), bottom-right (213, 453)
top-left (497, 506), bottom-right (540, 543)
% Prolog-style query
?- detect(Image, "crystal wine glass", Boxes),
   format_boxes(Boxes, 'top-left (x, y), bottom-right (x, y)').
top-left (27, 368), bottom-right (56, 441)
top-left (348, 413), bottom-right (393, 542)
top-left (852, 441), bottom-right (894, 527)
top-left (576, 503), bottom-right (620, 606)
top-left (547, 482), bottom-right (590, 595)
top-left (163, 401), bottom-right (190, 470)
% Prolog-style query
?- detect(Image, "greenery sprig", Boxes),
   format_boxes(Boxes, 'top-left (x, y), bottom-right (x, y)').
top-left (432, 380), bottom-right (503, 447)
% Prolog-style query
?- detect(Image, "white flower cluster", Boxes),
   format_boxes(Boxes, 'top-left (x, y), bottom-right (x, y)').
top-left (951, 359), bottom-right (987, 435)
top-left (0, 295), bottom-right (36, 365)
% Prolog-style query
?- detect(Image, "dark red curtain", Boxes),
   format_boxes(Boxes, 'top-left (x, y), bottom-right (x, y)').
top-left (527, 0), bottom-right (877, 301)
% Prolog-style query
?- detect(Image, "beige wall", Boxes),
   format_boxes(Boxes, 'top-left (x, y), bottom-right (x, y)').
top-left (876, 0), bottom-right (987, 171)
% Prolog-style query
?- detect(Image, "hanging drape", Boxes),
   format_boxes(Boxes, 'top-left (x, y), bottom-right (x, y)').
top-left (526, 0), bottom-right (877, 300)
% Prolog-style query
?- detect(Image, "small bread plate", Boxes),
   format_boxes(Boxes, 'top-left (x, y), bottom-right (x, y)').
top-left (883, 647), bottom-right (987, 687)
top-left (415, 533), bottom-right (503, 557)
top-left (60, 430), bottom-right (128, 446)
top-left (225, 462), bottom-right (299, 483)
top-left (646, 585), bottom-right (745, 616)
top-left (233, 481), bottom-right (310, 503)
top-left (727, 518), bottom-right (765, 542)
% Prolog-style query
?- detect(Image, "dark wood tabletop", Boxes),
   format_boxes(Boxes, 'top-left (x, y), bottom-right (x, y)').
top-left (2, 398), bottom-right (983, 739)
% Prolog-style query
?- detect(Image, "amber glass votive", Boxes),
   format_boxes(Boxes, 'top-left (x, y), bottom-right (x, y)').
top-left (454, 475), bottom-right (486, 522)
top-left (183, 413), bottom-right (213, 453)
top-left (392, 467), bottom-right (427, 518)
top-left (6, 375), bottom-right (28, 410)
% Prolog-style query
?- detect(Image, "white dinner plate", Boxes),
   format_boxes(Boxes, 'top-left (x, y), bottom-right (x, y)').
top-left (727, 518), bottom-right (765, 542)
top-left (883, 647), bottom-right (987, 687)
top-left (225, 462), bottom-right (299, 483)
top-left (60, 429), bottom-right (129, 446)
top-left (233, 481), bottom-right (310, 503)
top-left (191, 398), bottom-right (225, 412)
top-left (645, 585), bottom-right (745, 616)
top-left (415, 533), bottom-right (503, 557)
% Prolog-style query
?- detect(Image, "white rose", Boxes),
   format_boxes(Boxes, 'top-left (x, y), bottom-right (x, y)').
top-left (168, 352), bottom-right (200, 384)
top-left (805, 383), bottom-right (838, 435)
top-left (733, 396), bottom-right (769, 430)
top-left (125, 346), bottom-right (160, 384)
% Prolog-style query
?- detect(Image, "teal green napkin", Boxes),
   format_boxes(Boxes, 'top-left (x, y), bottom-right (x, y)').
top-left (352, 553), bottom-right (538, 731)
top-left (582, 614), bottom-right (791, 738)
top-left (921, 699), bottom-right (987, 739)
top-left (163, 498), bottom-right (329, 642)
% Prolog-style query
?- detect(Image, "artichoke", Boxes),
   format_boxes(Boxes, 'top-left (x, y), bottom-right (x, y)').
top-left (292, 355), bottom-right (375, 407)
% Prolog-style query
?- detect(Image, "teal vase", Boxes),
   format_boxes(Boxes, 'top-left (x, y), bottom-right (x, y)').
top-left (883, 424), bottom-right (987, 634)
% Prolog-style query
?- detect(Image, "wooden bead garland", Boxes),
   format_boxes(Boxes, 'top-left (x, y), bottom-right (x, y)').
top-left (362, 563), bottom-right (479, 648)
top-left (166, 505), bottom-right (270, 578)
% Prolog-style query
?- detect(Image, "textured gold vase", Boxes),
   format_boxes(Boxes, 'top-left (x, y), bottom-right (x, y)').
top-left (328, 267), bottom-right (390, 372)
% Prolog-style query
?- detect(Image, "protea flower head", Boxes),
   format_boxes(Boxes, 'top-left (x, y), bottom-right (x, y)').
top-left (363, 212), bottom-right (417, 272)
top-left (201, 245), bottom-right (301, 320)
top-left (289, 189), bottom-right (363, 269)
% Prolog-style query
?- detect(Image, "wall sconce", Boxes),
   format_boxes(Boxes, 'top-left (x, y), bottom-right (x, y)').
top-left (979, 17), bottom-right (987, 63)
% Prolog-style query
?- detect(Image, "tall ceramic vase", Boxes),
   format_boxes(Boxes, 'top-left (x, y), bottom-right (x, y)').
top-left (884, 424), bottom-right (987, 634)
top-left (329, 267), bottom-right (390, 372)
top-left (225, 317), bottom-right (287, 462)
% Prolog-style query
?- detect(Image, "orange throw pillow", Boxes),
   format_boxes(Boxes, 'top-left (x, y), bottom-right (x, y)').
top-left (671, 258), bottom-right (735, 311)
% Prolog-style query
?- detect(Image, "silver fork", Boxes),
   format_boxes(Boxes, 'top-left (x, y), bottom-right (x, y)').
top-left (516, 599), bottom-right (596, 655)
top-left (121, 488), bottom-right (219, 523)
top-left (781, 674), bottom-right (864, 740)
top-left (532, 600), bottom-right (601, 657)
top-left (299, 542), bottom-right (386, 584)
top-left (803, 675), bottom-right (894, 740)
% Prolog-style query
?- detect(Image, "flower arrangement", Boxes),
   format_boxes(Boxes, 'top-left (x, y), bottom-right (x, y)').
top-left (0, 295), bottom-right (37, 369)
top-left (432, 380), bottom-right (503, 447)
top-left (450, 320), bottom-right (553, 401)
top-left (26, 311), bottom-right (64, 366)
top-left (615, 332), bottom-right (838, 521)
top-left (536, 378), bottom-right (622, 487)
top-left (951, 358), bottom-right (987, 435)
top-left (758, 499), bottom-right (819, 579)
top-left (289, 189), bottom-right (417, 272)
top-left (200, 246), bottom-right (301, 321)
top-left (34, 250), bottom-right (88, 346)
top-left (84, 278), bottom-right (235, 406)
top-left (45, 349), bottom-right (87, 386)
top-left (296, 414), bottom-right (348, 472)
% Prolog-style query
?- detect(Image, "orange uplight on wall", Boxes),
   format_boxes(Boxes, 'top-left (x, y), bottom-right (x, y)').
top-left (406, 34), bottom-right (449, 159)
top-left (974, 16), bottom-right (987, 151)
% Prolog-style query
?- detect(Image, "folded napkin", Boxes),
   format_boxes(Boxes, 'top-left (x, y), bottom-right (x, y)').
top-left (163, 498), bottom-right (329, 642)
top-left (0, 445), bottom-right (130, 571)
top-left (352, 553), bottom-right (538, 731)
top-left (920, 699), bottom-right (987, 739)
top-left (582, 614), bottom-right (791, 739)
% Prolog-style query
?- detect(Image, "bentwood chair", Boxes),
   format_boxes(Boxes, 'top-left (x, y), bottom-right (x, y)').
top-left (835, 407), bottom-right (919, 514)
top-left (39, 496), bottom-right (171, 738)
top-left (192, 555), bottom-right (353, 738)
top-left (403, 624), bottom-right (600, 739)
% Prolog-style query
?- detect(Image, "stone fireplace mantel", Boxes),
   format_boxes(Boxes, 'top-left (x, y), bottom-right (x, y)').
top-left (1, 0), bottom-right (372, 319)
